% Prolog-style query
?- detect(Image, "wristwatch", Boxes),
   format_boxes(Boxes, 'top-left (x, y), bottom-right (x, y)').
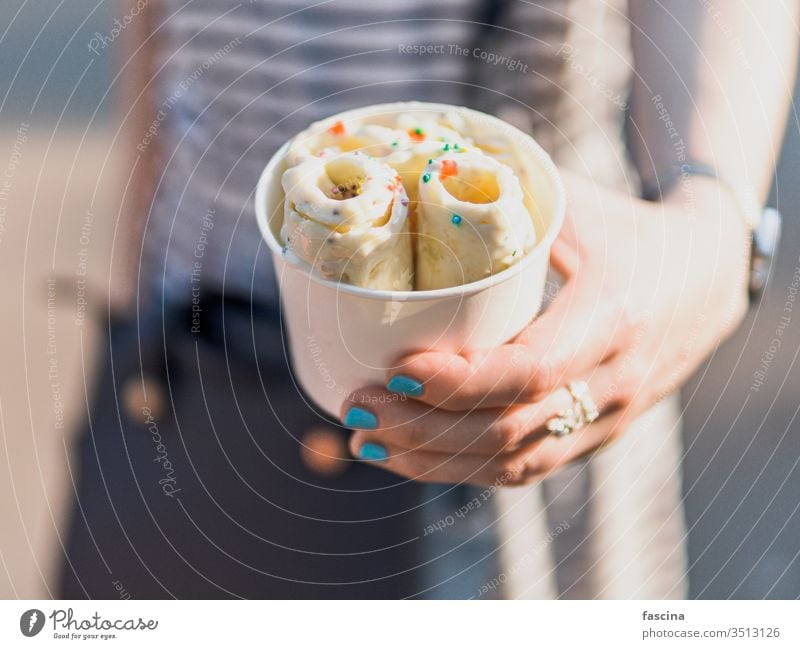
top-left (641, 161), bottom-right (782, 300)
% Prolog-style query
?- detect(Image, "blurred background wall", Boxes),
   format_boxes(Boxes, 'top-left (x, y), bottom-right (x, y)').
top-left (0, 1), bottom-right (797, 599)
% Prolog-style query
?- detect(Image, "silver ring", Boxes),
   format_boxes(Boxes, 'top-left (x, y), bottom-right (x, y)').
top-left (545, 380), bottom-right (599, 437)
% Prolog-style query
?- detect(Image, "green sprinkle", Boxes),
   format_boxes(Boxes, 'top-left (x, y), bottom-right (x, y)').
top-left (391, 140), bottom-right (398, 147)
top-left (454, 143), bottom-right (460, 150)
top-left (422, 173), bottom-right (431, 183)
top-left (512, 250), bottom-right (517, 256)
top-left (451, 214), bottom-right (462, 226)
top-left (443, 143), bottom-right (450, 151)
top-left (414, 127), bottom-right (424, 135)
top-left (427, 158), bottom-right (433, 164)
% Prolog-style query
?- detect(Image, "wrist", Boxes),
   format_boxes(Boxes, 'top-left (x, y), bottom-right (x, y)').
top-left (660, 175), bottom-right (752, 301)
top-left (661, 174), bottom-right (750, 231)
top-left (661, 173), bottom-right (782, 298)
top-left (642, 160), bottom-right (761, 231)
top-left (641, 157), bottom-right (781, 306)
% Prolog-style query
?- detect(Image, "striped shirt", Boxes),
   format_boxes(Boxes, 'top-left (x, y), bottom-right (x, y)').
top-left (143, 0), bottom-right (633, 302)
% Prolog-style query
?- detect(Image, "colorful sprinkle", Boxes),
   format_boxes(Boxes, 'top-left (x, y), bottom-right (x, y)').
top-left (391, 140), bottom-right (398, 147)
top-left (453, 143), bottom-right (460, 150)
top-left (422, 172), bottom-right (431, 183)
top-left (451, 214), bottom-right (462, 226)
top-left (443, 143), bottom-right (450, 151)
top-left (409, 128), bottom-right (425, 142)
top-left (440, 159), bottom-right (458, 180)
top-left (328, 120), bottom-right (345, 136)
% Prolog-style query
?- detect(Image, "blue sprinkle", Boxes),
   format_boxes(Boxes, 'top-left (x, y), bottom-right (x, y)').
top-left (451, 214), bottom-right (462, 226)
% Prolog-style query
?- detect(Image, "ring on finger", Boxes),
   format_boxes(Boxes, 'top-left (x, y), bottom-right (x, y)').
top-left (545, 380), bottom-right (599, 437)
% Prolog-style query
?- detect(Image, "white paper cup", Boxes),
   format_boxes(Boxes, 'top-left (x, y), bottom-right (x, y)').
top-left (255, 102), bottom-right (565, 418)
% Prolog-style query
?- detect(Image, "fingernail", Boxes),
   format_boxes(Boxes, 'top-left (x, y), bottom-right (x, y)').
top-left (343, 406), bottom-right (378, 430)
top-left (358, 442), bottom-right (387, 461)
top-left (387, 375), bottom-right (424, 397)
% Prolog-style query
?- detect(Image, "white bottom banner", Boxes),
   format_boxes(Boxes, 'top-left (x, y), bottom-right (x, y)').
top-left (0, 600), bottom-right (796, 647)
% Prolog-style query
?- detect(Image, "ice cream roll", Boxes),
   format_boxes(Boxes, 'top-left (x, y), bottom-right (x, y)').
top-left (384, 140), bottom-right (461, 204)
top-left (415, 151), bottom-right (536, 290)
top-left (393, 111), bottom-right (470, 148)
top-left (287, 119), bottom-right (402, 164)
top-left (281, 152), bottom-right (414, 290)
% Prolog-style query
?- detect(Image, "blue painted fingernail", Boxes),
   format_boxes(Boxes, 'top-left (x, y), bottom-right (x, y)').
top-left (343, 406), bottom-right (378, 430)
top-left (358, 442), bottom-right (387, 461)
top-left (387, 375), bottom-right (424, 397)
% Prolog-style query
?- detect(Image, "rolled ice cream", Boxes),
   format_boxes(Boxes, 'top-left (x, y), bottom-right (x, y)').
top-left (280, 105), bottom-right (537, 291)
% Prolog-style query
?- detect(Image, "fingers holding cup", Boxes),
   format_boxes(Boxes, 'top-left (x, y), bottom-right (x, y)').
top-left (385, 273), bottom-right (633, 412)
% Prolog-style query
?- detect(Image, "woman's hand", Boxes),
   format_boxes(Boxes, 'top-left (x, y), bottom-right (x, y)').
top-left (341, 170), bottom-right (751, 486)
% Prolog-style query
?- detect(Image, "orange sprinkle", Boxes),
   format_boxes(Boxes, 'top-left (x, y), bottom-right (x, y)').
top-left (328, 120), bottom-right (346, 136)
top-left (440, 159), bottom-right (458, 180)
top-left (408, 128), bottom-right (425, 142)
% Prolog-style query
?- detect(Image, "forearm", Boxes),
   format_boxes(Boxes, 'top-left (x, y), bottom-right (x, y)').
top-left (628, 0), bottom-right (798, 203)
